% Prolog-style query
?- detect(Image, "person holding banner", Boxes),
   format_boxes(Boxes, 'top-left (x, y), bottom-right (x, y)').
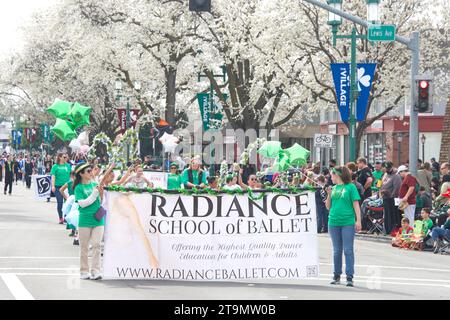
top-left (73, 162), bottom-right (105, 280)
top-left (325, 166), bottom-right (362, 287)
top-left (51, 153), bottom-right (72, 224)
top-left (182, 157), bottom-right (207, 189)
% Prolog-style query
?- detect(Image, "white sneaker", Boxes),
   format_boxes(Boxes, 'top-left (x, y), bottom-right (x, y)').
top-left (90, 273), bottom-right (102, 280)
top-left (80, 273), bottom-right (91, 280)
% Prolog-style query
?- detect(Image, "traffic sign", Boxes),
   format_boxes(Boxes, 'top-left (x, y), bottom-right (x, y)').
top-left (314, 134), bottom-right (333, 148)
top-left (368, 24), bottom-right (396, 42)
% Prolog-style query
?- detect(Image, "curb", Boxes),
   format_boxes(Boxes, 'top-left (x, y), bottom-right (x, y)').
top-left (355, 234), bottom-right (391, 243)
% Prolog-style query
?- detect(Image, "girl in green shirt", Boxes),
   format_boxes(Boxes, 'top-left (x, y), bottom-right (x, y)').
top-left (325, 166), bottom-right (362, 287)
top-left (73, 162), bottom-right (104, 281)
top-left (167, 163), bottom-right (182, 190)
top-left (51, 153), bottom-right (71, 224)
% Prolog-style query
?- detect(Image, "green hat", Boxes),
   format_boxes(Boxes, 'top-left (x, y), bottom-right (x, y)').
top-left (170, 162), bottom-right (179, 168)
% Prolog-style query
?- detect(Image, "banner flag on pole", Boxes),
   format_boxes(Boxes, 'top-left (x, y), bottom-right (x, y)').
top-left (197, 93), bottom-right (227, 131)
top-left (331, 63), bottom-right (351, 122)
top-left (355, 63), bottom-right (377, 121)
top-left (331, 63), bottom-right (377, 122)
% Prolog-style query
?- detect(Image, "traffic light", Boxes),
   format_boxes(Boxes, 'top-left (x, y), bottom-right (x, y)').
top-left (189, 0), bottom-right (211, 12)
top-left (416, 78), bottom-right (433, 113)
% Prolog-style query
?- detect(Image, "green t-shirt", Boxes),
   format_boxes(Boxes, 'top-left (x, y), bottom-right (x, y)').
top-left (167, 173), bottom-right (182, 190)
top-left (51, 163), bottom-right (71, 187)
top-left (75, 182), bottom-right (103, 228)
top-left (329, 183), bottom-right (361, 227)
top-left (372, 170), bottom-right (384, 190)
top-left (421, 218), bottom-right (433, 236)
top-left (181, 169), bottom-right (207, 187)
top-left (67, 180), bottom-right (75, 196)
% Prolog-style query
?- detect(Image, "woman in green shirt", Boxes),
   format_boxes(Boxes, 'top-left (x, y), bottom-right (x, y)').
top-left (74, 162), bottom-right (104, 281)
top-left (51, 153), bottom-right (71, 224)
top-left (167, 163), bottom-right (182, 190)
top-left (325, 166), bottom-right (362, 287)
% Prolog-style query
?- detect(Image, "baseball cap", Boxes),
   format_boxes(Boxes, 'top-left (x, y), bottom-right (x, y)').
top-left (397, 165), bottom-right (409, 174)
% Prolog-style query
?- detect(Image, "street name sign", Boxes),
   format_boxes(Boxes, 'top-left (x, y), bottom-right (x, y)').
top-left (368, 25), bottom-right (396, 42)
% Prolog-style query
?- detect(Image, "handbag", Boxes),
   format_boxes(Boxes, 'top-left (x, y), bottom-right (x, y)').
top-left (94, 206), bottom-right (107, 222)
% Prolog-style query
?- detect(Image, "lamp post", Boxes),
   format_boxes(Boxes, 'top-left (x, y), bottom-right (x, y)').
top-left (421, 134), bottom-right (426, 164)
top-left (115, 78), bottom-right (141, 165)
top-left (366, 0), bottom-right (381, 24)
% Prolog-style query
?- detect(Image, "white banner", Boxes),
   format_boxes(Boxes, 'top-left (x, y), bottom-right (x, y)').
top-left (103, 191), bottom-right (319, 281)
top-left (32, 175), bottom-right (51, 199)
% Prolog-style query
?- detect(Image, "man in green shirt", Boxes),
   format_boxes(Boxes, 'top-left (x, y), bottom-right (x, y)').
top-left (181, 157), bottom-right (207, 189)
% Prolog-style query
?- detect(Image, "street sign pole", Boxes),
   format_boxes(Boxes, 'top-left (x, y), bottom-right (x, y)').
top-left (409, 32), bottom-right (420, 175)
top-left (349, 27), bottom-right (358, 162)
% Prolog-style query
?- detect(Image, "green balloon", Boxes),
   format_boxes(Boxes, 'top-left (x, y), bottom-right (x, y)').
top-left (68, 102), bottom-right (92, 128)
top-left (257, 141), bottom-right (282, 158)
top-left (51, 119), bottom-right (77, 142)
top-left (47, 99), bottom-right (73, 119)
top-left (285, 143), bottom-right (310, 167)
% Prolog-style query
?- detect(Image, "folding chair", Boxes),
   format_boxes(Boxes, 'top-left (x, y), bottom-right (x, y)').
top-left (366, 206), bottom-right (385, 235)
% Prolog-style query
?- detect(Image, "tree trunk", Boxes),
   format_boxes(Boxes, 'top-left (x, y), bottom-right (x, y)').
top-left (165, 66), bottom-right (177, 127)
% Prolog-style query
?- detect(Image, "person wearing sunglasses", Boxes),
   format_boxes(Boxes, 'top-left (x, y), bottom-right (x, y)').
top-left (325, 166), bottom-right (362, 287)
top-left (73, 162), bottom-right (105, 280)
top-left (51, 153), bottom-right (71, 224)
top-left (167, 163), bottom-right (182, 190)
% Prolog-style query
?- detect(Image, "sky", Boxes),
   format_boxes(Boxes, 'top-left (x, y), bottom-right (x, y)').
top-left (0, 0), bottom-right (58, 57)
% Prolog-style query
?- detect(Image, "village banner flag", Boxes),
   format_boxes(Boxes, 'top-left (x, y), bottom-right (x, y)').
top-left (102, 191), bottom-right (319, 281)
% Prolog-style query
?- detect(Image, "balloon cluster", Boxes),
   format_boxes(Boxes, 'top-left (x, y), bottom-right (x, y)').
top-left (257, 141), bottom-right (311, 172)
top-left (47, 99), bottom-right (92, 141)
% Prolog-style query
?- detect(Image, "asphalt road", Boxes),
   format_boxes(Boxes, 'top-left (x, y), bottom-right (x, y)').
top-left (0, 183), bottom-right (449, 300)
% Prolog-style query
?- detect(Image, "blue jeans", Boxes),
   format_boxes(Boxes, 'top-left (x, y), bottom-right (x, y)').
top-left (54, 186), bottom-right (64, 219)
top-left (329, 225), bottom-right (355, 279)
top-left (432, 228), bottom-right (450, 241)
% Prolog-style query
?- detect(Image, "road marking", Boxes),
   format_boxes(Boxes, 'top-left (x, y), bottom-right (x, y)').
top-left (320, 273), bottom-right (450, 283)
top-left (0, 257), bottom-right (78, 259)
top-left (0, 268), bottom-right (78, 271)
top-left (0, 274), bottom-right (34, 300)
top-left (319, 263), bottom-right (450, 273)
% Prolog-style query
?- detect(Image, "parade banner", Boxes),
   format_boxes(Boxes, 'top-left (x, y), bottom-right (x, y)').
top-left (32, 175), bottom-right (52, 199)
top-left (103, 191), bottom-right (319, 281)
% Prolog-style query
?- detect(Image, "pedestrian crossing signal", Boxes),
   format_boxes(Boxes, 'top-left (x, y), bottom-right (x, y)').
top-left (189, 0), bottom-right (211, 12)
